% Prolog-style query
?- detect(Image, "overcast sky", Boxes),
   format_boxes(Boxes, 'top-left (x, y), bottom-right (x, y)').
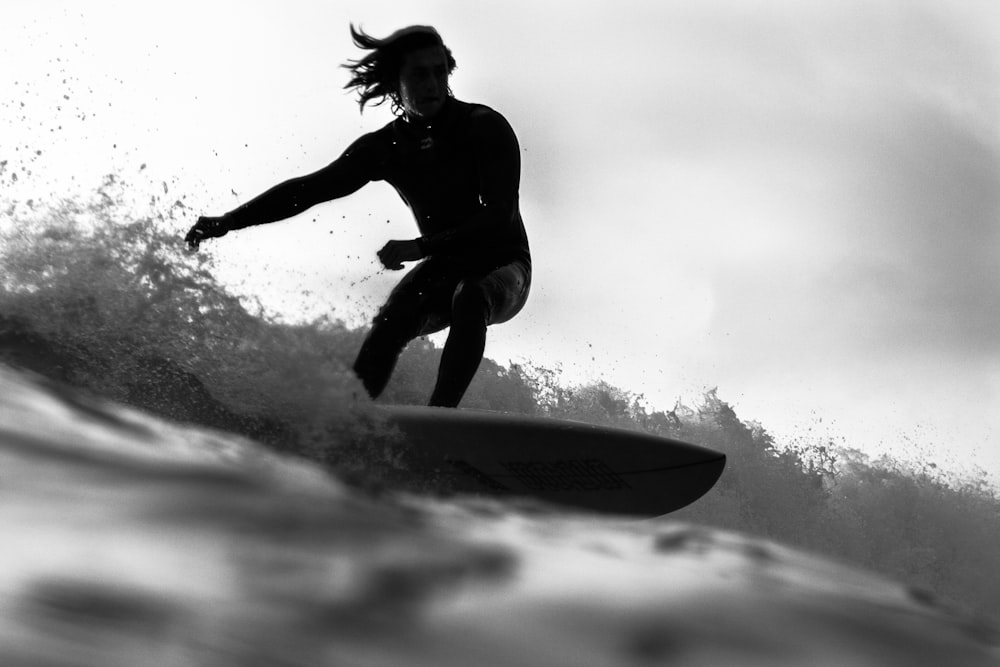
top-left (4, 1), bottom-right (999, 480)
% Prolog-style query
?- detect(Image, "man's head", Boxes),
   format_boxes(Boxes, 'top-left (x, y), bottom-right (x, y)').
top-left (344, 25), bottom-right (457, 118)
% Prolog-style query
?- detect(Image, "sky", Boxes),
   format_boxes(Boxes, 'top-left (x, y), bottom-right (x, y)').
top-left (3, 0), bottom-right (999, 481)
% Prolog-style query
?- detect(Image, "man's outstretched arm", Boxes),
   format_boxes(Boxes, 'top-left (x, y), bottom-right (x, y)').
top-left (186, 136), bottom-right (378, 249)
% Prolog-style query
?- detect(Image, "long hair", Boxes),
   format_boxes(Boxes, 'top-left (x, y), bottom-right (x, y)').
top-left (343, 24), bottom-right (457, 114)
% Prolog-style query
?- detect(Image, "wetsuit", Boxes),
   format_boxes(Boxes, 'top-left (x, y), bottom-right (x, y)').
top-left (224, 97), bottom-right (530, 406)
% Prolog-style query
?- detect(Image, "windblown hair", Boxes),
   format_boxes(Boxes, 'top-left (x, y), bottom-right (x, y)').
top-left (343, 24), bottom-right (457, 114)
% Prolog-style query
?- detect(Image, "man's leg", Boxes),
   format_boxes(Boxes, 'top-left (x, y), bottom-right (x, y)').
top-left (428, 280), bottom-right (489, 407)
top-left (353, 311), bottom-right (419, 400)
top-left (353, 261), bottom-right (452, 399)
top-left (428, 261), bottom-right (530, 407)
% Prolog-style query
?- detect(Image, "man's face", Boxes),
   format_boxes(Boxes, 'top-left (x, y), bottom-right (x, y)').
top-left (398, 46), bottom-right (450, 120)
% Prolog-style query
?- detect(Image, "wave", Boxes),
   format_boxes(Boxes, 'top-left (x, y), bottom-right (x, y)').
top-left (2, 180), bottom-right (999, 619)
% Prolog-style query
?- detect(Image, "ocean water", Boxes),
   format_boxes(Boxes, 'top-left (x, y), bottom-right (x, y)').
top-left (3, 365), bottom-right (1000, 666)
top-left (2, 188), bottom-right (1000, 664)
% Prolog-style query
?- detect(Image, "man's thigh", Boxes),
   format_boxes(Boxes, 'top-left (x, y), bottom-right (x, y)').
top-left (475, 260), bottom-right (531, 326)
top-left (379, 259), bottom-right (461, 337)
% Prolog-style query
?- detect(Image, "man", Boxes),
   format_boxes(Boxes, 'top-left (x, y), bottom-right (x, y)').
top-left (185, 25), bottom-right (530, 408)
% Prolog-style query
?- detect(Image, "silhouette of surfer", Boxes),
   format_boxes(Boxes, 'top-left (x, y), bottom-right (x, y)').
top-left (185, 25), bottom-right (530, 408)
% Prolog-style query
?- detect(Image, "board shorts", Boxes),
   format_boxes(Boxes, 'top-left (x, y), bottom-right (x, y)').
top-left (375, 256), bottom-right (531, 337)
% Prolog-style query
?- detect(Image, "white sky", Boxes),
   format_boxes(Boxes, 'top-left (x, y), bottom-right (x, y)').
top-left (3, 0), bottom-right (999, 481)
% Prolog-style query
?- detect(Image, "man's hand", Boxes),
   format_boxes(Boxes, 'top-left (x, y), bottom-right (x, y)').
top-left (185, 216), bottom-right (229, 250)
top-left (377, 239), bottom-right (424, 270)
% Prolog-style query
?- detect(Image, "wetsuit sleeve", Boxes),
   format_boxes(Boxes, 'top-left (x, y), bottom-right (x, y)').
top-left (418, 108), bottom-right (521, 256)
top-left (223, 133), bottom-right (383, 231)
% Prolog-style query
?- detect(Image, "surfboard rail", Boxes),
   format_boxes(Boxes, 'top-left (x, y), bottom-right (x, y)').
top-left (374, 405), bottom-right (726, 517)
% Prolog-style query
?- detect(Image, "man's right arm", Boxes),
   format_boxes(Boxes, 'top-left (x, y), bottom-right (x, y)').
top-left (186, 134), bottom-right (381, 248)
top-left (224, 134), bottom-right (379, 231)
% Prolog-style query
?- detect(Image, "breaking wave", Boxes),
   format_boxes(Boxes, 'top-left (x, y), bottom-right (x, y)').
top-left (2, 180), bottom-right (999, 618)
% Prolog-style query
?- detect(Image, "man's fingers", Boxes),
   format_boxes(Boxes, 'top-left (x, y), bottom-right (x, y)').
top-left (184, 227), bottom-right (203, 249)
top-left (378, 244), bottom-right (397, 269)
top-left (185, 217), bottom-right (227, 250)
top-left (380, 257), bottom-right (404, 270)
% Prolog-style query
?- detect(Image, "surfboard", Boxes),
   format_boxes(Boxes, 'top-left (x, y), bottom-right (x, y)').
top-left (375, 406), bottom-right (726, 518)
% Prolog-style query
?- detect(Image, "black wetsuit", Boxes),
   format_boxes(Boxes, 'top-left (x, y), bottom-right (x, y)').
top-left (225, 97), bottom-right (530, 406)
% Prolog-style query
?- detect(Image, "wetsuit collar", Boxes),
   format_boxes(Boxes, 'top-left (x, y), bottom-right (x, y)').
top-left (403, 96), bottom-right (456, 128)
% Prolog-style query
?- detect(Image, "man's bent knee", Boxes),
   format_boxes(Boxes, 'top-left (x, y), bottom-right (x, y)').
top-left (451, 279), bottom-right (491, 326)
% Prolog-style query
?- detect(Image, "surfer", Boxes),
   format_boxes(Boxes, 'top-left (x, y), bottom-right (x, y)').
top-left (185, 25), bottom-right (530, 408)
